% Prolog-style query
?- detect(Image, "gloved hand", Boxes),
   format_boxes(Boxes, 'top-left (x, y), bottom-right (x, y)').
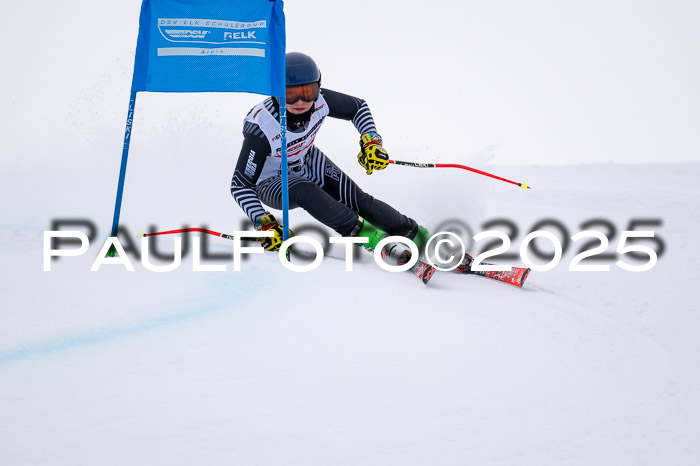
top-left (254, 214), bottom-right (293, 251)
top-left (357, 132), bottom-right (389, 175)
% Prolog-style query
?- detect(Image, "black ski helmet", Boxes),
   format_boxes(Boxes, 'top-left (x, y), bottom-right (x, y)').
top-left (286, 52), bottom-right (321, 87)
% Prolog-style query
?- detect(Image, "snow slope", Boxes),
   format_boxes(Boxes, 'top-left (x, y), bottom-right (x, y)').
top-left (3, 1), bottom-right (700, 463)
top-left (1, 161), bottom-right (699, 465)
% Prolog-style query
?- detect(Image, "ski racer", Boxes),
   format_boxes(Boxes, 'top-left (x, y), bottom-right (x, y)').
top-left (230, 52), bottom-right (430, 254)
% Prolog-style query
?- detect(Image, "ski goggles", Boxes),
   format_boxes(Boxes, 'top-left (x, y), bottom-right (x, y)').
top-left (285, 82), bottom-right (319, 104)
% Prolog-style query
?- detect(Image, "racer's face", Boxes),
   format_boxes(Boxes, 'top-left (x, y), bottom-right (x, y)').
top-left (286, 99), bottom-right (314, 115)
top-left (285, 82), bottom-right (318, 114)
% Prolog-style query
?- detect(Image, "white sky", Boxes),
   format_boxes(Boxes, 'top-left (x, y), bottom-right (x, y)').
top-left (3, 0), bottom-right (700, 167)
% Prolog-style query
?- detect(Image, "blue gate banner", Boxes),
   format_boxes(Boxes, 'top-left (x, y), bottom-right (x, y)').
top-left (132, 0), bottom-right (285, 96)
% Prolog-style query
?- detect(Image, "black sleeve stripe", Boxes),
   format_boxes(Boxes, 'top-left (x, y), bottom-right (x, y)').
top-left (230, 179), bottom-right (268, 223)
top-left (353, 106), bottom-right (377, 134)
top-left (263, 97), bottom-right (279, 121)
top-left (323, 88), bottom-right (378, 134)
top-left (231, 135), bottom-right (272, 223)
top-left (243, 121), bottom-right (266, 139)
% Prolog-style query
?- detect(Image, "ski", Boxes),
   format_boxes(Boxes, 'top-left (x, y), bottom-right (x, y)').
top-left (455, 253), bottom-right (531, 288)
top-left (380, 242), bottom-right (435, 285)
top-left (409, 260), bottom-right (436, 285)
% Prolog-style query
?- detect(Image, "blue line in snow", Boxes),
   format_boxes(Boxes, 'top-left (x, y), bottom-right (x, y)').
top-left (0, 302), bottom-right (225, 365)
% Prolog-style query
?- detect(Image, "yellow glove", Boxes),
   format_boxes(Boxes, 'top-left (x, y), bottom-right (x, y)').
top-left (357, 132), bottom-right (389, 175)
top-left (254, 214), bottom-right (293, 251)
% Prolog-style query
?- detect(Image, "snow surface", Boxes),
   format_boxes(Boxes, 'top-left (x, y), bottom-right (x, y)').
top-left (3, 0), bottom-right (700, 464)
top-left (2, 161), bottom-right (699, 465)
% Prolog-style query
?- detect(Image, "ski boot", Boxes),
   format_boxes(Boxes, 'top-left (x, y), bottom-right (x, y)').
top-left (405, 221), bottom-right (430, 259)
top-left (350, 216), bottom-right (388, 251)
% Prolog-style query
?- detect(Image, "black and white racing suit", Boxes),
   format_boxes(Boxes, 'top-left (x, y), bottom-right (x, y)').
top-left (230, 88), bottom-right (417, 237)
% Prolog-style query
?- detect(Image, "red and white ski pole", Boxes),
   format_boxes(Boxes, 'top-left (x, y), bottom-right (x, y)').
top-left (139, 227), bottom-right (256, 242)
top-left (388, 159), bottom-right (531, 190)
top-left (139, 227), bottom-right (291, 260)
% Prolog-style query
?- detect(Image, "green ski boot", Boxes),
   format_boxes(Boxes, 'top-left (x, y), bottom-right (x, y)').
top-left (410, 225), bottom-right (430, 252)
top-left (407, 223), bottom-right (430, 258)
top-left (352, 217), bottom-right (389, 251)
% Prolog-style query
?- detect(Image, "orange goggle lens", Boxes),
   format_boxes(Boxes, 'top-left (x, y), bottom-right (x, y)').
top-left (285, 83), bottom-right (319, 105)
